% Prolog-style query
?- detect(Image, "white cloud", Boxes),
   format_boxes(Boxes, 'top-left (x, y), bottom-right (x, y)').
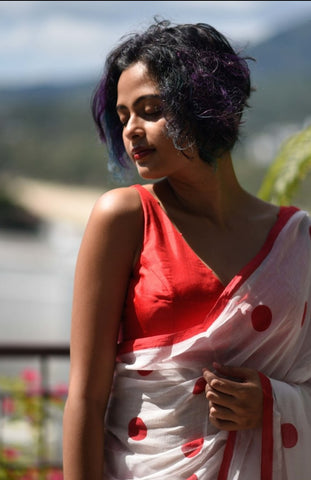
top-left (1, 0), bottom-right (311, 85)
top-left (181, 1), bottom-right (260, 11)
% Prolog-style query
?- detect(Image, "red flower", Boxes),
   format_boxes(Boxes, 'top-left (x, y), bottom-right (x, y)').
top-left (21, 368), bottom-right (42, 394)
top-left (21, 368), bottom-right (41, 384)
top-left (2, 396), bottom-right (15, 414)
top-left (52, 383), bottom-right (68, 396)
top-left (46, 470), bottom-right (64, 480)
top-left (3, 447), bottom-right (19, 461)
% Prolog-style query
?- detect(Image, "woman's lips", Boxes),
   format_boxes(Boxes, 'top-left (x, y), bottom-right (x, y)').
top-left (132, 148), bottom-right (154, 160)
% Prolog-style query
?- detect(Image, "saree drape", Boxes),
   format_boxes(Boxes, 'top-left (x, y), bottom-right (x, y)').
top-left (104, 207), bottom-right (311, 480)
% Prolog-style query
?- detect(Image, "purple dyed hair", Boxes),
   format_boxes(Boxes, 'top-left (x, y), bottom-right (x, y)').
top-left (92, 18), bottom-right (254, 168)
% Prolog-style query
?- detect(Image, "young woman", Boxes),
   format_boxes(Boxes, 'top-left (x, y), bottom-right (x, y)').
top-left (63, 19), bottom-right (311, 479)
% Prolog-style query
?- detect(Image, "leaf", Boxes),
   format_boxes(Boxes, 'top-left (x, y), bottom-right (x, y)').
top-left (258, 124), bottom-right (311, 205)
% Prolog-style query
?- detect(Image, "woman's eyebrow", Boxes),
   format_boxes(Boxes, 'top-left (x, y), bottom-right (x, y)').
top-left (116, 94), bottom-right (161, 112)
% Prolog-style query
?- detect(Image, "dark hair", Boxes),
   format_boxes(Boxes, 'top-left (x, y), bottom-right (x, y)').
top-left (92, 18), bottom-right (254, 168)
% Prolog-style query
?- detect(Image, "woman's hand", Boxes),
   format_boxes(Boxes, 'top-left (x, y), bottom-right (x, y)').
top-left (202, 363), bottom-right (263, 431)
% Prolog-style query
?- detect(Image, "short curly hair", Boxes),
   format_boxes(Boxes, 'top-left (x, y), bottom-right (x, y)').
top-left (92, 18), bottom-right (254, 168)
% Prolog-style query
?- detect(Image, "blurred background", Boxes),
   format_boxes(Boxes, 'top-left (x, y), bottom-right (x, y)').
top-left (0, 1), bottom-right (311, 477)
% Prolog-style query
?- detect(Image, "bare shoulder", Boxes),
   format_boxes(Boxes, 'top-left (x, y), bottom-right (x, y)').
top-left (89, 185), bottom-right (143, 228)
top-left (95, 185), bottom-right (142, 213)
top-left (77, 186), bottom-right (144, 269)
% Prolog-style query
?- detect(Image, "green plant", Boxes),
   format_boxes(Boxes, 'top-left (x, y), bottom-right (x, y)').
top-left (0, 368), bottom-right (66, 479)
top-left (258, 123), bottom-right (311, 205)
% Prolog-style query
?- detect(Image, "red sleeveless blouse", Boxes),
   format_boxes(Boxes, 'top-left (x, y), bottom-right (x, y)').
top-left (121, 184), bottom-right (225, 341)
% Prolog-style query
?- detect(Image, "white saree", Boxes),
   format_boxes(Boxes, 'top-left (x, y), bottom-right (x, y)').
top-left (104, 208), bottom-right (311, 480)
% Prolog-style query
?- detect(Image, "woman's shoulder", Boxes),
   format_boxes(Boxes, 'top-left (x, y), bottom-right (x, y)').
top-left (81, 186), bottom-right (146, 259)
top-left (85, 184), bottom-right (152, 240)
top-left (91, 185), bottom-right (145, 219)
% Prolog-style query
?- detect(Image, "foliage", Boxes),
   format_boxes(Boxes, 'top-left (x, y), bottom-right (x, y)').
top-left (258, 124), bottom-right (311, 205)
top-left (0, 466), bottom-right (63, 480)
top-left (0, 368), bottom-right (66, 479)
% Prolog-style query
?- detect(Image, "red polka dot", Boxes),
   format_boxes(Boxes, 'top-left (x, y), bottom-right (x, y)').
top-left (251, 305), bottom-right (272, 331)
top-left (301, 302), bottom-right (307, 327)
top-left (182, 438), bottom-right (204, 458)
top-left (137, 370), bottom-right (153, 376)
top-left (193, 377), bottom-right (206, 394)
top-left (186, 475), bottom-right (198, 480)
top-left (281, 423), bottom-right (298, 448)
top-left (128, 417), bottom-right (147, 441)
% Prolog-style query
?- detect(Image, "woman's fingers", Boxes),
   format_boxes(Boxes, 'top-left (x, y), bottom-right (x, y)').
top-left (202, 364), bottom-right (263, 431)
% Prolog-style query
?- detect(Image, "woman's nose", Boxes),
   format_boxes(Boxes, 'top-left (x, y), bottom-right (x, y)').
top-left (124, 115), bottom-right (144, 139)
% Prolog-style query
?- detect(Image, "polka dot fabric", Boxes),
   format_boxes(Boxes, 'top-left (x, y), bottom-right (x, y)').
top-left (281, 423), bottom-right (298, 448)
top-left (128, 417), bottom-right (147, 441)
top-left (251, 305), bottom-right (272, 331)
top-left (104, 201), bottom-right (311, 479)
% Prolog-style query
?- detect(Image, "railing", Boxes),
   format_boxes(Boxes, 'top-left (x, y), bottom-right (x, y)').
top-left (0, 343), bottom-right (70, 479)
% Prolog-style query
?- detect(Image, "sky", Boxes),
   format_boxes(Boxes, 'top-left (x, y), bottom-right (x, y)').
top-left (1, 1), bottom-right (311, 87)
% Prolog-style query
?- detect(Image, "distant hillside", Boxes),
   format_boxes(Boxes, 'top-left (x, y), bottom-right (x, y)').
top-left (248, 18), bottom-right (311, 78)
top-left (243, 17), bottom-right (311, 132)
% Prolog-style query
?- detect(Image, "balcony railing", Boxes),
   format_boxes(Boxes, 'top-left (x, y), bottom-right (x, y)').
top-left (0, 343), bottom-right (70, 479)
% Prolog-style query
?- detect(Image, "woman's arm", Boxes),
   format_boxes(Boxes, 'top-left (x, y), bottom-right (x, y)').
top-left (63, 187), bottom-right (143, 480)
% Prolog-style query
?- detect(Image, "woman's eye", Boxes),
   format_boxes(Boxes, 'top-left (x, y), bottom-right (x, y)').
top-left (144, 107), bottom-right (162, 117)
top-left (118, 105), bottom-right (162, 127)
top-left (119, 118), bottom-right (128, 127)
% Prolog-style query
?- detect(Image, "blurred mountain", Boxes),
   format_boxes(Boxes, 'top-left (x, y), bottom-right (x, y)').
top-left (0, 17), bottom-right (311, 204)
top-left (243, 18), bottom-right (311, 132)
top-left (248, 18), bottom-right (311, 78)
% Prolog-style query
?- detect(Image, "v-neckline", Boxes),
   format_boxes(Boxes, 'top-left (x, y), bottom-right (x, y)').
top-left (135, 184), bottom-right (297, 291)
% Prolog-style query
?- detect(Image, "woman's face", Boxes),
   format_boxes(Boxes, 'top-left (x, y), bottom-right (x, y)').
top-left (116, 62), bottom-right (191, 179)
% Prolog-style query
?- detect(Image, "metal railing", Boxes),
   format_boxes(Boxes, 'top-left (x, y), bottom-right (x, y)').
top-left (0, 343), bottom-right (70, 478)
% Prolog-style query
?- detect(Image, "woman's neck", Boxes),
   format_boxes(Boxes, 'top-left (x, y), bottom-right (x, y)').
top-left (164, 153), bottom-right (249, 227)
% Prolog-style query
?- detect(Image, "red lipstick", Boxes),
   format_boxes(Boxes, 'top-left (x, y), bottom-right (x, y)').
top-left (132, 147), bottom-right (154, 160)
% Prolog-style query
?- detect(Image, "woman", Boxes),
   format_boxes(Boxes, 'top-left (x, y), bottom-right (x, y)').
top-left (63, 19), bottom-right (311, 479)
